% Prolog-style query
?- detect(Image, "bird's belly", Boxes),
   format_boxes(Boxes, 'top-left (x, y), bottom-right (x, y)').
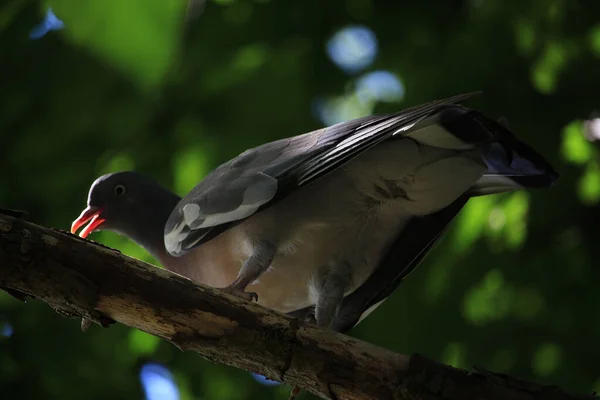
top-left (175, 227), bottom-right (328, 312)
top-left (184, 205), bottom-right (410, 313)
top-left (235, 203), bottom-right (411, 313)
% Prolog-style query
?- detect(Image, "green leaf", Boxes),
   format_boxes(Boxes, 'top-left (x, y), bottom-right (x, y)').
top-left (532, 342), bottom-right (562, 377)
top-left (452, 196), bottom-right (497, 253)
top-left (97, 151), bottom-right (135, 175)
top-left (463, 269), bottom-right (511, 325)
top-left (503, 192), bottom-right (529, 250)
top-left (47, 0), bottom-right (187, 90)
top-left (531, 40), bottom-right (568, 95)
top-left (441, 342), bottom-right (465, 368)
top-left (202, 369), bottom-right (248, 400)
top-left (425, 256), bottom-right (455, 302)
top-left (0, 291), bottom-right (21, 308)
top-left (317, 92), bottom-right (376, 125)
top-left (173, 144), bottom-right (210, 196)
top-left (589, 24), bottom-right (600, 56)
top-left (561, 120), bottom-right (592, 165)
top-left (577, 162), bottom-right (600, 205)
top-left (232, 43), bottom-right (269, 73)
top-left (514, 19), bottom-right (536, 56)
top-left (128, 329), bottom-right (160, 355)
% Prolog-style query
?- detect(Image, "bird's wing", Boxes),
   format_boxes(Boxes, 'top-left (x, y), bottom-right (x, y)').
top-left (331, 196), bottom-right (468, 333)
top-left (164, 92), bottom-right (481, 255)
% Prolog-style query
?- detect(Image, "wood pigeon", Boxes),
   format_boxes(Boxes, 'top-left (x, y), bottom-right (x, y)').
top-left (71, 93), bottom-right (558, 333)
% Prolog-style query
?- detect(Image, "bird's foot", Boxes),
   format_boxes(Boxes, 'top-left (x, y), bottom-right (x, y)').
top-left (222, 285), bottom-right (258, 302)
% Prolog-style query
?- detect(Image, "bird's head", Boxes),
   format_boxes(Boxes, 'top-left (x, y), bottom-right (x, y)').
top-left (71, 171), bottom-right (178, 239)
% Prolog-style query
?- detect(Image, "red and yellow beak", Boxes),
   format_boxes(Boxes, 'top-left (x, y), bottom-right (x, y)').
top-left (71, 206), bottom-right (106, 238)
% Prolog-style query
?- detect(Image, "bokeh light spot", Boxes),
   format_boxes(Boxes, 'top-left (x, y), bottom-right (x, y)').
top-left (463, 269), bottom-right (510, 325)
top-left (589, 24), bottom-right (600, 56)
top-left (561, 120), bottom-right (592, 165)
top-left (129, 330), bottom-right (161, 355)
top-left (326, 25), bottom-right (378, 74)
top-left (578, 163), bottom-right (600, 205)
top-left (355, 70), bottom-right (405, 103)
top-left (30, 8), bottom-right (64, 40)
top-left (1, 322), bottom-right (14, 338)
top-left (531, 40), bottom-right (568, 95)
top-left (139, 363), bottom-right (180, 400)
top-left (532, 342), bottom-right (562, 377)
top-left (452, 196), bottom-right (497, 253)
top-left (173, 144), bottom-right (210, 196)
top-left (514, 19), bottom-right (536, 56)
top-left (503, 192), bottom-right (529, 250)
top-left (313, 94), bottom-right (374, 126)
top-left (583, 118), bottom-right (600, 142)
top-left (97, 151), bottom-right (135, 175)
top-left (441, 342), bottom-right (465, 368)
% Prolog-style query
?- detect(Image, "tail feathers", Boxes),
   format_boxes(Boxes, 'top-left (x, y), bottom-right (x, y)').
top-left (468, 174), bottom-right (555, 196)
top-left (469, 132), bottom-right (558, 196)
top-left (406, 108), bottom-right (558, 196)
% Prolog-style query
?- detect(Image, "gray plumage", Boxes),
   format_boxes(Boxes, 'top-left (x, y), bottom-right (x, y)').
top-left (72, 93), bottom-right (558, 332)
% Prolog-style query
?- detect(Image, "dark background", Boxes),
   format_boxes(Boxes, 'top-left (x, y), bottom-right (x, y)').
top-left (2, 0), bottom-right (600, 399)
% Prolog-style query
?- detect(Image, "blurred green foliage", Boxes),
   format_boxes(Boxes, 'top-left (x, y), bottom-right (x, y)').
top-left (47, 0), bottom-right (187, 89)
top-left (2, 0), bottom-right (600, 399)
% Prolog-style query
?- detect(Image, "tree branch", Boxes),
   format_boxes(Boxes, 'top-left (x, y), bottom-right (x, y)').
top-left (0, 211), bottom-right (596, 400)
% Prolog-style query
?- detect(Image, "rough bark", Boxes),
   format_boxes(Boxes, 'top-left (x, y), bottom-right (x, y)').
top-left (0, 210), bottom-right (596, 400)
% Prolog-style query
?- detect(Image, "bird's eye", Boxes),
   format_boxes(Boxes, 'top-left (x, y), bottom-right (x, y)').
top-left (113, 184), bottom-right (126, 196)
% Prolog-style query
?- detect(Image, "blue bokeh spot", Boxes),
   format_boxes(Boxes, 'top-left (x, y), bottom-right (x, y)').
top-left (30, 8), bottom-right (65, 40)
top-left (355, 70), bottom-right (405, 103)
top-left (1, 322), bottom-right (13, 338)
top-left (139, 363), bottom-right (180, 400)
top-left (326, 25), bottom-right (378, 74)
